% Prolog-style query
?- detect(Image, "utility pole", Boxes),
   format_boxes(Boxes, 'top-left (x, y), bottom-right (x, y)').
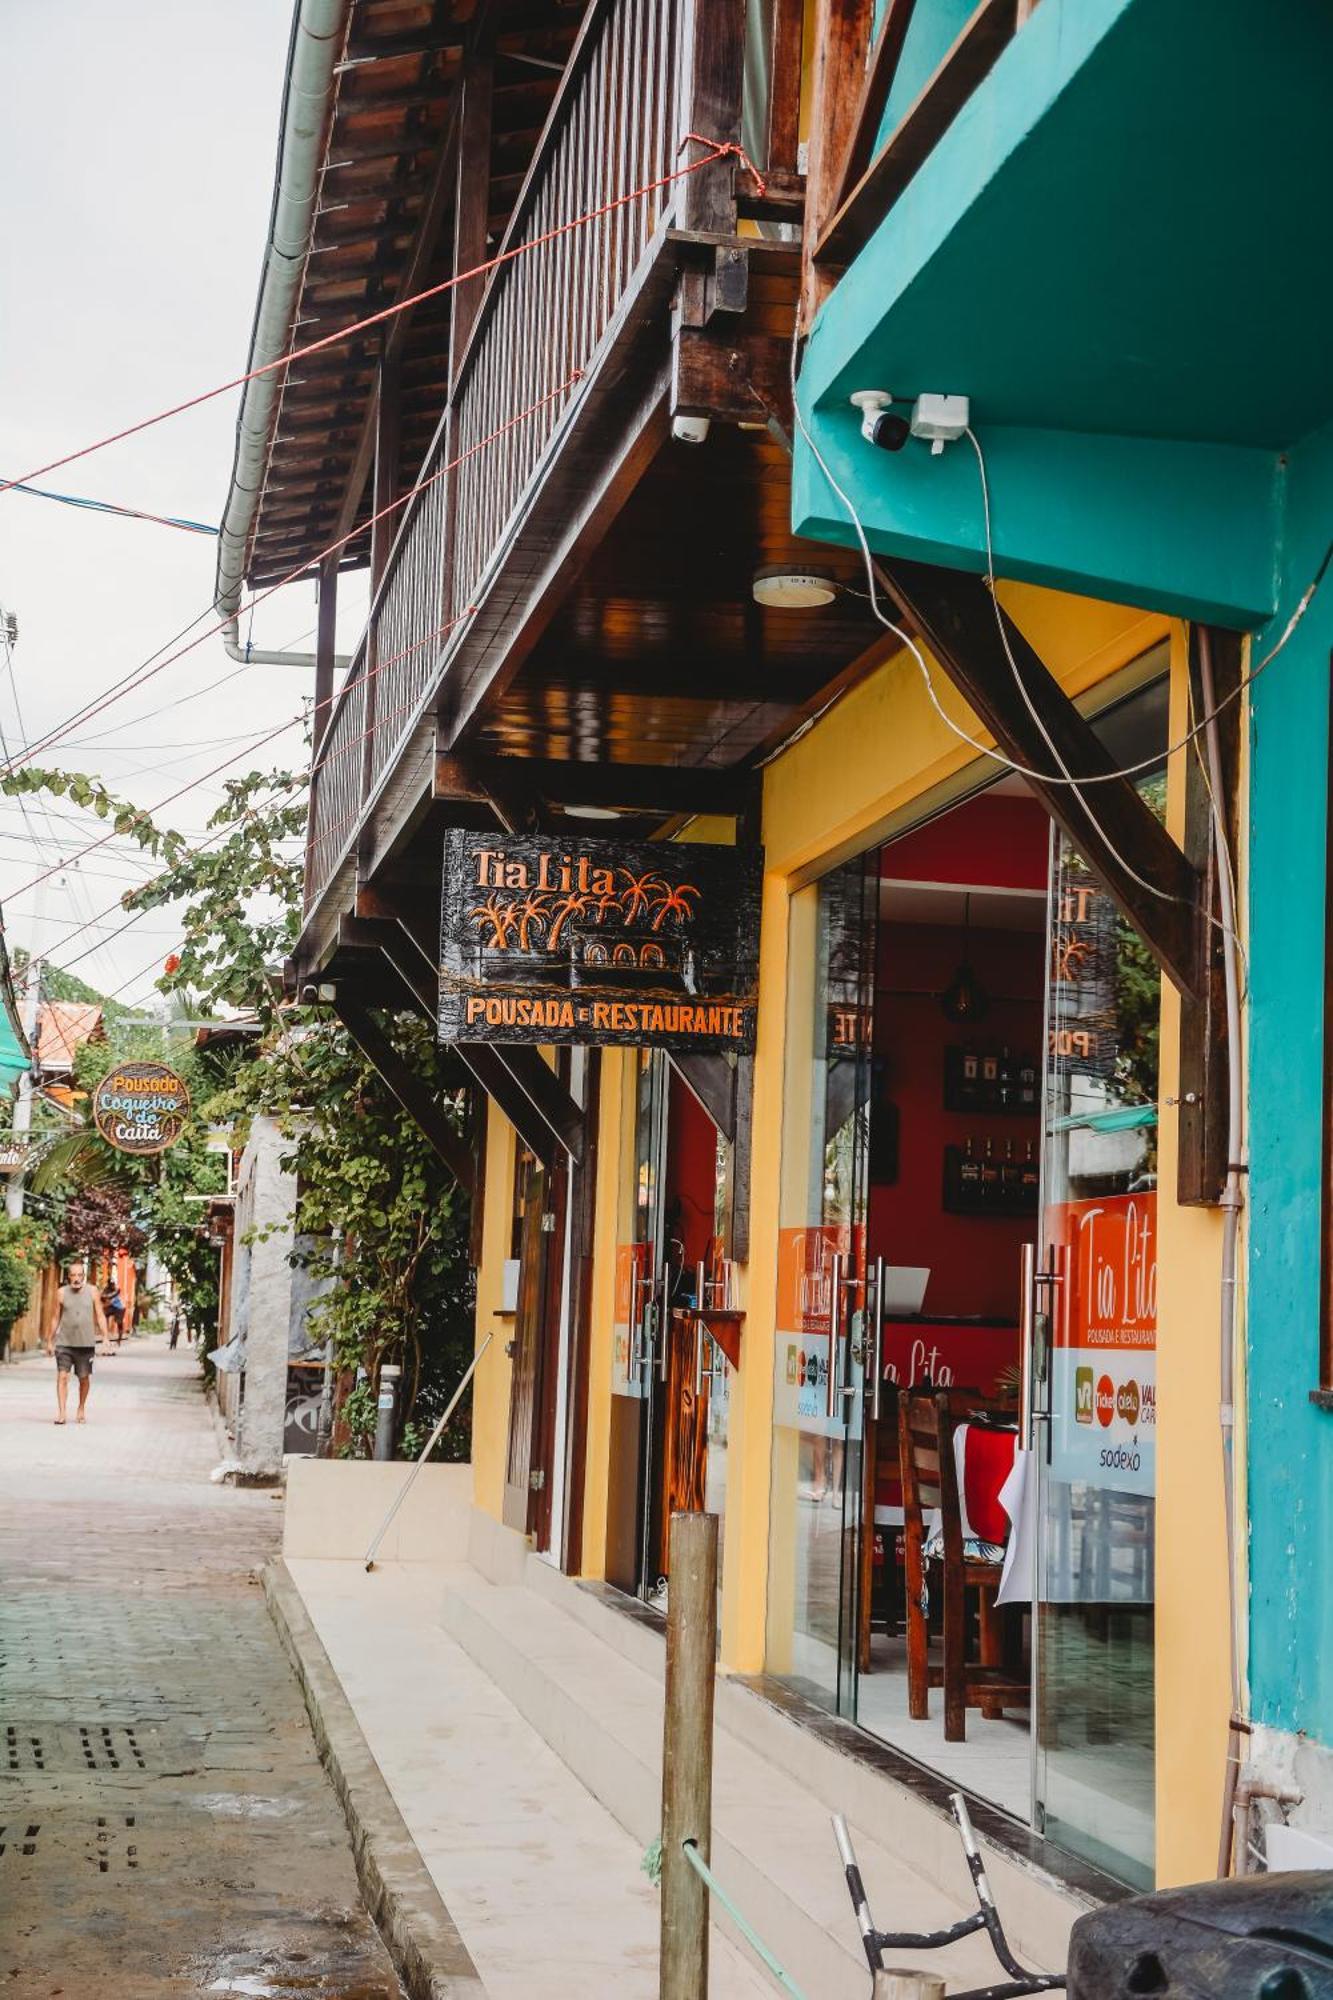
top-left (7, 873), bottom-right (47, 1222)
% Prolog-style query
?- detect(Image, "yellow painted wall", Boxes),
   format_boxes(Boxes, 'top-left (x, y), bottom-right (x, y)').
top-left (466, 581), bottom-right (1232, 1888)
top-left (579, 1047), bottom-right (630, 1578)
top-left (1152, 626), bottom-right (1240, 1887)
top-left (470, 1096), bottom-right (517, 1521)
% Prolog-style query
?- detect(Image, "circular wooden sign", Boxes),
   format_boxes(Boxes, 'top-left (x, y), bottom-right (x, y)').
top-left (92, 1060), bottom-right (191, 1156)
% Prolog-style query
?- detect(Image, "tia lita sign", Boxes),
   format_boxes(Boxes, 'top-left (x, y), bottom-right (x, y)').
top-left (439, 832), bottom-right (762, 1052)
top-left (93, 1061), bottom-right (191, 1156)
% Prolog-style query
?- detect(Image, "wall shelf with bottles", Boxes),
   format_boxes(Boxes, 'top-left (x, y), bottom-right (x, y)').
top-left (943, 1138), bottom-right (1039, 1218)
top-left (943, 1045), bottom-right (1038, 1116)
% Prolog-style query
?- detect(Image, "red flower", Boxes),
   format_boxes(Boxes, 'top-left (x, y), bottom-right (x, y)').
top-left (163, 953), bottom-right (181, 976)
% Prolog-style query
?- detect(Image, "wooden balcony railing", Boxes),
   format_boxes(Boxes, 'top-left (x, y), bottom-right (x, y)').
top-left (306, 0), bottom-right (736, 912)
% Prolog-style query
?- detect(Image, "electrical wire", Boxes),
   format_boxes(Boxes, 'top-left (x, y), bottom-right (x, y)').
top-left (3, 371), bottom-right (579, 779)
top-left (3, 477), bottom-right (217, 536)
top-left (0, 137), bottom-right (762, 502)
top-left (786, 340), bottom-right (1331, 795)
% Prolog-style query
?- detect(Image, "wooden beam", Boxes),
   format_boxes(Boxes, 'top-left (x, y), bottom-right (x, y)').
top-left (815, 0), bottom-right (1017, 267)
top-left (483, 1045), bottom-right (586, 1164)
top-left (800, 0), bottom-right (876, 327)
top-left (826, 0), bottom-right (919, 218)
top-left (679, 0), bottom-right (746, 238)
top-left (1177, 625), bottom-right (1243, 1206)
top-left (449, 7), bottom-right (497, 384)
top-left (883, 560), bottom-right (1206, 1000)
top-left (451, 1044), bottom-right (560, 1167)
top-left (767, 0), bottom-right (807, 176)
top-left (672, 325), bottom-right (793, 429)
top-left (333, 997), bottom-right (475, 1193)
top-left (370, 353), bottom-right (402, 591)
top-left (312, 557), bottom-right (339, 759)
top-left (447, 755), bottom-right (753, 819)
top-left (668, 1052), bottom-right (737, 1138)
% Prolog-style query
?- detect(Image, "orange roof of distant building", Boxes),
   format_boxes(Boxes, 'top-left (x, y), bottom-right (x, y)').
top-left (34, 1002), bottom-right (104, 1074)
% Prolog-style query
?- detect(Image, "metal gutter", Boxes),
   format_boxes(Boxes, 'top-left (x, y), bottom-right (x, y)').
top-left (215, 0), bottom-right (355, 669)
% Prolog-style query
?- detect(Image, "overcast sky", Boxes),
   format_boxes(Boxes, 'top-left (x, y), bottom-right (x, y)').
top-left (0, 1), bottom-right (366, 1010)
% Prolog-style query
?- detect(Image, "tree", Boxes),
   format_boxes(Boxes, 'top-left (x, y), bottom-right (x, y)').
top-left (4, 762), bottom-right (475, 1449)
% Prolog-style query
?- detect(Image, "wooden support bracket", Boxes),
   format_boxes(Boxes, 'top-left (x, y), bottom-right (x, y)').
top-left (1176, 625), bottom-right (1243, 1206)
top-left (883, 560), bottom-right (1206, 1002)
top-left (451, 1043), bottom-right (583, 1169)
top-left (332, 997), bottom-right (474, 1195)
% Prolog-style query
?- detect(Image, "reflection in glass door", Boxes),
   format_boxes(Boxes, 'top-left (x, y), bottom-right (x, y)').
top-left (767, 852), bottom-right (878, 1715)
top-left (1032, 770), bottom-right (1163, 1889)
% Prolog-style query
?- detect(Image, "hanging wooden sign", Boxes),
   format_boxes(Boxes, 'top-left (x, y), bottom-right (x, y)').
top-left (92, 1060), bottom-right (191, 1155)
top-left (439, 832), bottom-right (762, 1052)
top-left (0, 1138), bottom-right (28, 1175)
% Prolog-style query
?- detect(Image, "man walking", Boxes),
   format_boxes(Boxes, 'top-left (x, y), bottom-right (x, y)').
top-left (44, 1259), bottom-right (107, 1426)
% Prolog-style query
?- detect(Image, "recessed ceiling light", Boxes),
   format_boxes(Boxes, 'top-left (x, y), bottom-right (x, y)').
top-left (752, 565), bottom-right (838, 609)
top-left (563, 804), bottom-right (622, 821)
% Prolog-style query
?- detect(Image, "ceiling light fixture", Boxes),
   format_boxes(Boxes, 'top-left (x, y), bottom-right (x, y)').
top-left (562, 804), bottom-right (622, 821)
top-left (751, 565), bottom-right (838, 610)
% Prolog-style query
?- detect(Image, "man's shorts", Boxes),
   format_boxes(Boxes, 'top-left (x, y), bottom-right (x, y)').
top-left (54, 1347), bottom-right (94, 1380)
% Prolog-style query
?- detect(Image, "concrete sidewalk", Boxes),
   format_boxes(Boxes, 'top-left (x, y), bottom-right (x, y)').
top-left (280, 1555), bottom-right (775, 1999)
top-left (0, 1336), bottom-right (405, 1999)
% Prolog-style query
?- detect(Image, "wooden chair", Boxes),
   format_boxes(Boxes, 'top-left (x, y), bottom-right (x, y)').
top-left (898, 1389), bottom-right (1027, 1742)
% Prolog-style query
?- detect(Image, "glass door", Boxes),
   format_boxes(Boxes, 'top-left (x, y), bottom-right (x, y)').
top-left (768, 850), bottom-right (879, 1715)
top-left (633, 1050), bottom-right (672, 1601)
top-left (1028, 698), bottom-right (1165, 1889)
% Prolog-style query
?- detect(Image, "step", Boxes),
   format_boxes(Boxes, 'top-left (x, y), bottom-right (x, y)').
top-left (283, 1558), bottom-right (772, 2000)
top-left (442, 1558), bottom-right (1091, 1996)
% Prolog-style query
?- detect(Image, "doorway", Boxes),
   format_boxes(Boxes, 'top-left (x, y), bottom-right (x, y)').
top-left (606, 1051), bottom-right (737, 1605)
top-left (767, 676), bottom-right (1166, 1891)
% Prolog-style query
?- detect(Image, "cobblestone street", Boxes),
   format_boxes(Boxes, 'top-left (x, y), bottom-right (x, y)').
top-left (0, 1336), bottom-right (401, 1999)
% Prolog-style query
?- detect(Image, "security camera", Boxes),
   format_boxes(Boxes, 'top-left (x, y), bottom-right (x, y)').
top-left (672, 413), bottom-right (711, 446)
top-left (850, 390), bottom-right (910, 453)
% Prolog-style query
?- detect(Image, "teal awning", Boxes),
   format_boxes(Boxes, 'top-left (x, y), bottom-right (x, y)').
top-left (794, 0), bottom-right (1331, 626)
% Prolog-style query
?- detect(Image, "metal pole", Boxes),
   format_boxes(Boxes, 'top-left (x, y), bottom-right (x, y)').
top-left (373, 1362), bottom-right (400, 1460)
top-left (364, 1333), bottom-right (492, 1570)
top-left (660, 1510), bottom-right (717, 2000)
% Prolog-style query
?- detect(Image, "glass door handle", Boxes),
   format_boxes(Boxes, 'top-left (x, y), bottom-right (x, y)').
top-left (657, 1269), bottom-right (670, 1382)
top-left (826, 1251), bottom-right (844, 1419)
top-left (869, 1257), bottom-right (885, 1422)
top-left (1018, 1242), bottom-right (1063, 1449)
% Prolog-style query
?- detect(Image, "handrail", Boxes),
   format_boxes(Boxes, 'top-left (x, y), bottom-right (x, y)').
top-left (449, 0), bottom-right (621, 404)
top-left (680, 1841), bottom-right (810, 2000)
top-left (363, 1332), bottom-right (493, 1571)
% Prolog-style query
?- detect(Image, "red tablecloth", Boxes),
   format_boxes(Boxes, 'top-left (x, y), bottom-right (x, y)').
top-left (876, 1419), bottom-right (1018, 1548)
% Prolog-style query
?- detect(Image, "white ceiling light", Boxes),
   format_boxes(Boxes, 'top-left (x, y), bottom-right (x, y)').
top-left (752, 565), bottom-right (838, 609)
top-left (562, 803), bottom-right (623, 821)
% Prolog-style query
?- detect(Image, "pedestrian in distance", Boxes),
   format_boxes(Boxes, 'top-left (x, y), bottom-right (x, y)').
top-left (168, 1304), bottom-right (185, 1351)
top-left (101, 1280), bottom-right (126, 1351)
top-left (44, 1258), bottom-right (108, 1426)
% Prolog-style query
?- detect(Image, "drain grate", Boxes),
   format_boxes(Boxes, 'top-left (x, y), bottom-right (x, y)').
top-left (79, 1725), bottom-right (147, 1772)
top-left (91, 1814), bottom-right (138, 1873)
top-left (0, 1825), bottom-right (40, 1858)
top-left (5, 1726), bottom-right (45, 1772)
top-left (0, 1720), bottom-right (168, 1774)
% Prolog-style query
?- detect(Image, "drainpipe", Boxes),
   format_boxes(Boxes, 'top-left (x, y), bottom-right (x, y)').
top-left (1199, 628), bottom-right (1250, 1874)
top-left (214, 0), bottom-right (355, 672)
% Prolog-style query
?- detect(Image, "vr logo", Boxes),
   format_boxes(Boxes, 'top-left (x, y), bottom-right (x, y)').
top-left (1075, 1366), bottom-right (1094, 1424)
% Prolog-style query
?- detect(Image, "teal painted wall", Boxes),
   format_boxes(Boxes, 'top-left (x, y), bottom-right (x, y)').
top-left (1246, 419), bottom-right (1333, 1741)
top-left (875, 0), bottom-right (977, 156)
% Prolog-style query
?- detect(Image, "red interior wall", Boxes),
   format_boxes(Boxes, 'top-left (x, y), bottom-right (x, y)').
top-left (869, 921), bottom-right (1044, 1322)
top-left (666, 1074), bottom-right (718, 1272)
top-left (882, 793), bottom-right (1049, 892)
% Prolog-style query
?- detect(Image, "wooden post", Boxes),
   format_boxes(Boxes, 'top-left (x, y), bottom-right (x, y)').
top-left (872, 1973), bottom-right (947, 2000)
top-left (660, 1510), bottom-right (718, 2000)
top-left (311, 554), bottom-right (338, 760)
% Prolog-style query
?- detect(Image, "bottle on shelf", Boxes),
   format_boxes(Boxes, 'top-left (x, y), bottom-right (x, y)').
top-left (959, 1135), bottom-right (981, 1199)
top-left (980, 1137), bottom-right (999, 1202)
top-left (1019, 1052), bottom-right (1038, 1109)
top-left (998, 1047), bottom-right (1013, 1109)
top-left (1021, 1138), bottom-right (1039, 1199)
top-left (1001, 1138), bottom-right (1020, 1198)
